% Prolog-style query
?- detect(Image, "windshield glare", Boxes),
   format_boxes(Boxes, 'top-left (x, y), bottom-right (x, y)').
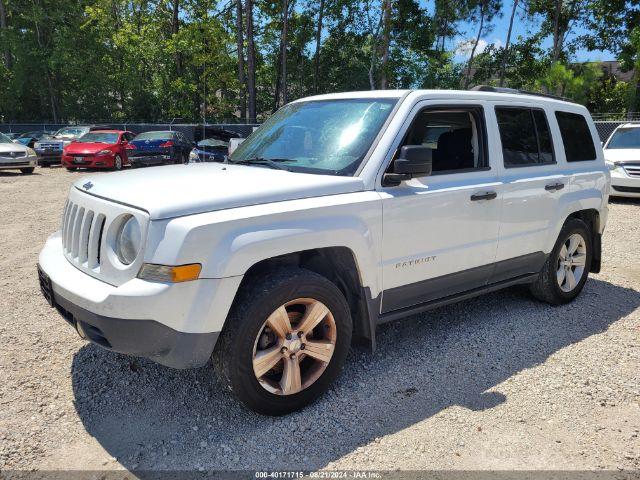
top-left (607, 128), bottom-right (640, 149)
top-left (78, 132), bottom-right (119, 144)
top-left (230, 98), bottom-right (397, 175)
top-left (134, 131), bottom-right (174, 141)
top-left (55, 127), bottom-right (88, 137)
top-left (198, 138), bottom-right (228, 148)
top-left (0, 133), bottom-right (13, 144)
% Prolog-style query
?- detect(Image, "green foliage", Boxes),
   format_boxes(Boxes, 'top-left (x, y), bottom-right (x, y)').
top-left (0, 0), bottom-right (638, 122)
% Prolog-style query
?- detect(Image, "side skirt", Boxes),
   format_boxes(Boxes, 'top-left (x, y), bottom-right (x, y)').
top-left (377, 273), bottom-right (538, 325)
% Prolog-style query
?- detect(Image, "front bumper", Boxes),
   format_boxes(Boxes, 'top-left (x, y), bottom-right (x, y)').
top-left (0, 157), bottom-right (37, 170)
top-left (35, 150), bottom-right (63, 164)
top-left (38, 233), bottom-right (242, 368)
top-left (610, 168), bottom-right (640, 198)
top-left (62, 154), bottom-right (114, 168)
top-left (129, 154), bottom-right (172, 165)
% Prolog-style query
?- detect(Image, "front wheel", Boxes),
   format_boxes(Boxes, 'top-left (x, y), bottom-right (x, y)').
top-left (214, 268), bottom-right (352, 416)
top-left (113, 155), bottom-right (123, 171)
top-left (20, 167), bottom-right (35, 174)
top-left (530, 218), bottom-right (592, 305)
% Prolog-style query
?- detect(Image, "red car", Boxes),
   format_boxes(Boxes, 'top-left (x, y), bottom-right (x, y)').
top-left (62, 130), bottom-right (136, 171)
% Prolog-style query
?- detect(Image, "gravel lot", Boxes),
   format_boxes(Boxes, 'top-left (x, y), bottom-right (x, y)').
top-left (0, 167), bottom-right (638, 472)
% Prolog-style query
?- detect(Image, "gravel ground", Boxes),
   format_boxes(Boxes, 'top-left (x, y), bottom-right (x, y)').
top-left (0, 167), bottom-right (638, 472)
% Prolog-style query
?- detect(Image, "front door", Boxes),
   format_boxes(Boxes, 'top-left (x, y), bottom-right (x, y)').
top-left (379, 101), bottom-right (502, 313)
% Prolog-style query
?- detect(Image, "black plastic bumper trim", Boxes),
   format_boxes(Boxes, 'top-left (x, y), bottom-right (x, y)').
top-left (38, 264), bottom-right (219, 369)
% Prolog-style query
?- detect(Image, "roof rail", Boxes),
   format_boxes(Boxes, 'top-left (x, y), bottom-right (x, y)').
top-left (470, 85), bottom-right (572, 102)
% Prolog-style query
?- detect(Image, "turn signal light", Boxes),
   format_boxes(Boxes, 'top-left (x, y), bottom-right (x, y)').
top-left (138, 263), bottom-right (202, 283)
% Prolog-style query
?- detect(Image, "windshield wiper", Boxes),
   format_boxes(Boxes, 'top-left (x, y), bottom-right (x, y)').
top-left (231, 157), bottom-right (295, 171)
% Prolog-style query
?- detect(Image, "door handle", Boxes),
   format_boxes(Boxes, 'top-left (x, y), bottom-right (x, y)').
top-left (470, 191), bottom-right (497, 201)
top-left (545, 182), bottom-right (565, 191)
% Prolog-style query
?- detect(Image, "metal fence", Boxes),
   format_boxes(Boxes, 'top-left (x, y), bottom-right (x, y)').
top-left (1, 116), bottom-right (636, 144)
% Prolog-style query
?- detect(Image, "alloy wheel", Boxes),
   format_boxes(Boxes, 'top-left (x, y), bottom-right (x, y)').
top-left (252, 298), bottom-right (337, 395)
top-left (556, 233), bottom-right (587, 292)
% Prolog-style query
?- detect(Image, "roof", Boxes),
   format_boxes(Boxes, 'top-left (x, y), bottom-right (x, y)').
top-left (294, 89), bottom-right (581, 109)
top-left (91, 129), bottom-right (126, 133)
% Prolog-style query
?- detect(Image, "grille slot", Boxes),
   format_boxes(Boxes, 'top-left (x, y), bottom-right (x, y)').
top-left (61, 201), bottom-right (104, 268)
top-left (623, 165), bottom-right (640, 178)
top-left (0, 151), bottom-right (27, 159)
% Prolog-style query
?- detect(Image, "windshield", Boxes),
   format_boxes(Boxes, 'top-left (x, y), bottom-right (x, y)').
top-left (0, 132), bottom-right (13, 144)
top-left (198, 138), bottom-right (228, 148)
top-left (607, 128), bottom-right (640, 149)
top-left (230, 98), bottom-right (397, 175)
top-left (134, 131), bottom-right (174, 141)
top-left (55, 127), bottom-right (88, 137)
top-left (78, 132), bottom-right (119, 144)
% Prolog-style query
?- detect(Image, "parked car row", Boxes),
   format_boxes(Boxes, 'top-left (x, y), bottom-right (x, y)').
top-left (0, 125), bottom-right (238, 174)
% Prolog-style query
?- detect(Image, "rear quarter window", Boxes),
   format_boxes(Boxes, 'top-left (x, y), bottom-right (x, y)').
top-left (555, 111), bottom-right (597, 162)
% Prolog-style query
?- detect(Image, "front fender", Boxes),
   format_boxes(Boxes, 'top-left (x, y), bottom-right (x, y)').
top-left (145, 192), bottom-right (384, 297)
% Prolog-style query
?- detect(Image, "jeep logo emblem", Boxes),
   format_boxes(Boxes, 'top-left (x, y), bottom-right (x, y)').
top-left (82, 181), bottom-right (94, 190)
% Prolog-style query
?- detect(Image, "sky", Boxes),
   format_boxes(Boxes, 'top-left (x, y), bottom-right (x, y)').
top-left (439, 4), bottom-right (616, 63)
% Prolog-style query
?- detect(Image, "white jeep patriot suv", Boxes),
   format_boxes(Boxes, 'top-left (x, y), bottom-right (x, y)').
top-left (38, 87), bottom-right (610, 415)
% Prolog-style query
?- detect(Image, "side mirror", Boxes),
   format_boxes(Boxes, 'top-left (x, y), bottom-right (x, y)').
top-left (383, 146), bottom-right (432, 186)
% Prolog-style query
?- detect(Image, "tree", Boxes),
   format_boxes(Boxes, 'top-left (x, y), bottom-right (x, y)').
top-left (235, 0), bottom-right (246, 119)
top-left (313, 0), bottom-right (325, 92)
top-left (246, 0), bottom-right (257, 122)
top-left (498, 0), bottom-right (519, 86)
top-left (464, 0), bottom-right (501, 88)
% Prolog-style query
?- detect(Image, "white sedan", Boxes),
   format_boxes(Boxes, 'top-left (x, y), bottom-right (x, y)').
top-left (604, 123), bottom-right (640, 198)
top-left (0, 132), bottom-right (38, 174)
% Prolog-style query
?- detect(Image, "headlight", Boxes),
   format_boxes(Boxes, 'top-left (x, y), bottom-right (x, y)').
top-left (115, 215), bottom-right (141, 265)
top-left (34, 143), bottom-right (41, 149)
top-left (189, 150), bottom-right (199, 162)
top-left (98, 149), bottom-right (113, 155)
top-left (26, 147), bottom-right (37, 157)
top-left (606, 161), bottom-right (622, 172)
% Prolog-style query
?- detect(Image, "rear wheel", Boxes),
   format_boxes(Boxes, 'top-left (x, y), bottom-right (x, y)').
top-left (530, 218), bottom-right (592, 305)
top-left (214, 268), bottom-right (352, 416)
top-left (20, 167), bottom-right (35, 174)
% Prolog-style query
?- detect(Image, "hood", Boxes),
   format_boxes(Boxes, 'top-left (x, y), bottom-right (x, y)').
top-left (0, 142), bottom-right (29, 153)
top-left (603, 148), bottom-right (640, 163)
top-left (74, 163), bottom-right (365, 220)
top-left (65, 142), bottom-right (112, 154)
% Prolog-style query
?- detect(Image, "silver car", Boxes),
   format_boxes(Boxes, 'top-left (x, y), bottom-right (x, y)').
top-left (0, 132), bottom-right (38, 174)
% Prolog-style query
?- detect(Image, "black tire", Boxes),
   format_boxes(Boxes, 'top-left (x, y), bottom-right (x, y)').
top-left (66, 167), bottom-right (77, 172)
top-left (213, 267), bottom-right (352, 416)
top-left (20, 167), bottom-right (35, 174)
top-left (530, 218), bottom-right (592, 305)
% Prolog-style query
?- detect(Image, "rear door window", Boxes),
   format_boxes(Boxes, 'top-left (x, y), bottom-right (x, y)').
top-left (495, 107), bottom-right (555, 167)
top-left (555, 111), bottom-right (597, 162)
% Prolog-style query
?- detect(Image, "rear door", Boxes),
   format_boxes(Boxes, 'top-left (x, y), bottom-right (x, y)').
top-left (490, 103), bottom-right (564, 282)
top-left (378, 100), bottom-right (502, 313)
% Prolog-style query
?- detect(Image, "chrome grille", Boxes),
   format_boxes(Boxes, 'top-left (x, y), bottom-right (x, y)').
top-left (0, 151), bottom-right (27, 159)
top-left (61, 200), bottom-right (105, 269)
top-left (623, 164), bottom-right (640, 178)
top-left (38, 142), bottom-right (62, 150)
